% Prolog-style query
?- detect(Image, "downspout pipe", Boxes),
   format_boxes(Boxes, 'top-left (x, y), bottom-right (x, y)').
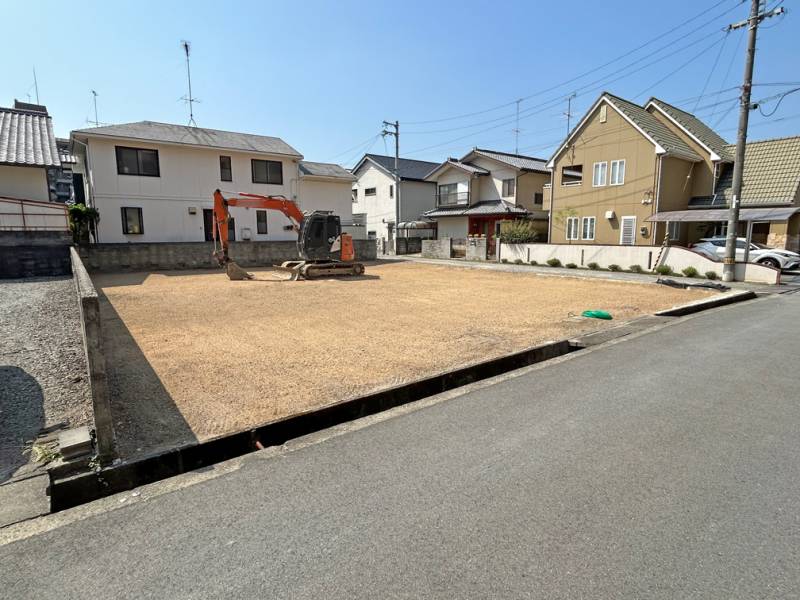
top-left (653, 155), bottom-right (663, 246)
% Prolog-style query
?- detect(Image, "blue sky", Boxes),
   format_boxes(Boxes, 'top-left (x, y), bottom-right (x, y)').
top-left (3, 0), bottom-right (798, 167)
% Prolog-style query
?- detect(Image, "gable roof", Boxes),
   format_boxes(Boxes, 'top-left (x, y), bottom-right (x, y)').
top-left (645, 98), bottom-right (732, 162)
top-left (714, 136), bottom-right (800, 206)
top-left (299, 160), bottom-right (355, 181)
top-left (467, 148), bottom-right (549, 173)
top-left (0, 106), bottom-right (60, 167)
top-left (424, 158), bottom-right (490, 181)
top-left (72, 121), bottom-right (302, 158)
top-left (353, 153), bottom-right (440, 182)
top-left (547, 92), bottom-right (702, 167)
top-left (423, 199), bottom-right (528, 218)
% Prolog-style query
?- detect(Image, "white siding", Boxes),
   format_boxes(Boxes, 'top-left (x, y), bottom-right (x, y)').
top-left (436, 216), bottom-right (469, 239)
top-left (399, 180), bottom-right (436, 222)
top-left (0, 165), bottom-right (49, 202)
top-left (297, 178), bottom-right (353, 220)
top-left (83, 136), bottom-right (302, 243)
top-left (351, 164), bottom-right (395, 243)
top-left (470, 156), bottom-right (518, 203)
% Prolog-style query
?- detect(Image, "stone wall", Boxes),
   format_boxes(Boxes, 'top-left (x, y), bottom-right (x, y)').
top-left (466, 236), bottom-right (487, 261)
top-left (78, 240), bottom-right (377, 272)
top-left (422, 238), bottom-right (452, 259)
top-left (70, 248), bottom-right (116, 463)
top-left (0, 231), bottom-right (72, 278)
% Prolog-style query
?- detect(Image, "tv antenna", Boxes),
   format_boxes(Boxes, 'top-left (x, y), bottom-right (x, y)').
top-left (180, 40), bottom-right (198, 127)
top-left (88, 90), bottom-right (100, 126)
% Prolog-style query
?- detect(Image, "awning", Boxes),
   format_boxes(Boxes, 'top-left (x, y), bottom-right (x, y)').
top-left (647, 206), bottom-right (800, 223)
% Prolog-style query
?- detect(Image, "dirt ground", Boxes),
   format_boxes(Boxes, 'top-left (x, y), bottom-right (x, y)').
top-left (93, 262), bottom-right (711, 457)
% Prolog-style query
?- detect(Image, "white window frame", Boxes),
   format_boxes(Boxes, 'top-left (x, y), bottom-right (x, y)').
top-left (592, 162), bottom-right (607, 187)
top-left (581, 216), bottom-right (596, 240)
top-left (566, 217), bottom-right (579, 240)
top-left (610, 159), bottom-right (626, 186)
top-left (620, 216), bottom-right (636, 245)
top-left (668, 221), bottom-right (680, 241)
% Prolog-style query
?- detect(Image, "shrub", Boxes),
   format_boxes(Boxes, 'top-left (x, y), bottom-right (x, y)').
top-left (629, 264), bottom-right (643, 273)
top-left (501, 258), bottom-right (508, 264)
top-left (705, 270), bottom-right (718, 280)
top-left (655, 264), bottom-right (673, 275)
top-left (68, 203), bottom-right (100, 244)
top-left (529, 260), bottom-right (538, 266)
top-left (514, 258), bottom-right (524, 265)
top-left (498, 220), bottom-right (541, 244)
top-left (681, 266), bottom-right (699, 278)
top-left (565, 262), bottom-right (578, 269)
top-left (607, 264), bottom-right (621, 272)
top-left (546, 258), bottom-right (562, 268)
top-left (587, 262), bottom-right (599, 270)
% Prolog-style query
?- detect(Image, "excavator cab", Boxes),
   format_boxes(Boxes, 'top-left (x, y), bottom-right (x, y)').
top-left (299, 212), bottom-right (341, 260)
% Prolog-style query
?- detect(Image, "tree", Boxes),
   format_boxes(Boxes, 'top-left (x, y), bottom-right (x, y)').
top-left (68, 203), bottom-right (100, 244)
top-left (554, 207), bottom-right (578, 244)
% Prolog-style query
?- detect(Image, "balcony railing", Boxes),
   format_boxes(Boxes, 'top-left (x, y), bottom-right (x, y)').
top-left (437, 191), bottom-right (470, 206)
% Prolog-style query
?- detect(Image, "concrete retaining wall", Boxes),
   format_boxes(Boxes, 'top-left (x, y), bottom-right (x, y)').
top-left (78, 240), bottom-right (377, 272)
top-left (500, 243), bottom-right (780, 284)
top-left (396, 237), bottom-right (422, 255)
top-left (70, 248), bottom-right (116, 462)
top-left (0, 231), bottom-right (72, 278)
top-left (422, 238), bottom-right (452, 259)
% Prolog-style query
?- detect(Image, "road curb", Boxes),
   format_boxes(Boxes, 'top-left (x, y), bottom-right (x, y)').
top-left (654, 289), bottom-right (757, 317)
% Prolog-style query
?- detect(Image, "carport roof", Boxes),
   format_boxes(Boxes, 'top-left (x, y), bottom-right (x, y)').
top-left (647, 206), bottom-right (800, 222)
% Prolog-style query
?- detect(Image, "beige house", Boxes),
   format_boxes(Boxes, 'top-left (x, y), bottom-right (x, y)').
top-left (0, 102), bottom-right (61, 202)
top-left (423, 148), bottom-right (550, 255)
top-left (546, 92), bottom-right (800, 251)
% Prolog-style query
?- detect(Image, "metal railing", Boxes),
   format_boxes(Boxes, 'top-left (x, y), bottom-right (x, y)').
top-left (436, 191), bottom-right (470, 206)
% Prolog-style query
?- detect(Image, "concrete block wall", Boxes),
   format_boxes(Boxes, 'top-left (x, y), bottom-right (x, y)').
top-left (79, 240), bottom-right (377, 272)
top-left (70, 248), bottom-right (116, 463)
top-left (466, 236), bottom-right (487, 261)
top-left (396, 238), bottom-right (422, 255)
top-left (422, 238), bottom-right (452, 259)
top-left (0, 231), bottom-right (72, 278)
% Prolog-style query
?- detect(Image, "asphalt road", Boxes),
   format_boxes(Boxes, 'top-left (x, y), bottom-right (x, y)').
top-left (3, 293), bottom-right (800, 599)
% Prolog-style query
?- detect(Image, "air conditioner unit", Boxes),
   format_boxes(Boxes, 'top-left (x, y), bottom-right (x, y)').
top-left (604, 210), bottom-right (616, 220)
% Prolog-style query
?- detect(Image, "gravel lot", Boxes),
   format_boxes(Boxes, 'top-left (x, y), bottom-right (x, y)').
top-left (0, 277), bottom-right (92, 482)
top-left (94, 262), bottom-right (710, 459)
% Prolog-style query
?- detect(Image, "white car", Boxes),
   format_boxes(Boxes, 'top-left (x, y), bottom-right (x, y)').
top-left (692, 237), bottom-right (800, 271)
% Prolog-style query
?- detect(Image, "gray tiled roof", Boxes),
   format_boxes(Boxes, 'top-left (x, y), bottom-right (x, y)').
top-left (72, 121), bottom-right (302, 157)
top-left (605, 93), bottom-right (702, 162)
top-left (299, 161), bottom-right (355, 180)
top-left (357, 154), bottom-right (440, 181)
top-left (425, 158), bottom-right (490, 180)
top-left (715, 136), bottom-right (800, 206)
top-left (423, 199), bottom-right (528, 218)
top-left (0, 107), bottom-right (60, 167)
top-left (470, 148), bottom-right (549, 173)
top-left (646, 98), bottom-right (732, 161)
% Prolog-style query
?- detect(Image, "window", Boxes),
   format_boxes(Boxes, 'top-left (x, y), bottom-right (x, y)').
top-left (502, 178), bottom-right (516, 197)
top-left (620, 216), bottom-right (636, 245)
top-left (599, 104), bottom-right (608, 123)
top-left (251, 159), bottom-right (283, 184)
top-left (121, 207), bottom-right (143, 234)
top-left (534, 192), bottom-right (543, 206)
top-left (219, 156), bottom-right (232, 182)
top-left (365, 187), bottom-right (377, 196)
top-left (566, 217), bottom-right (579, 240)
top-left (581, 216), bottom-right (596, 240)
top-left (388, 184), bottom-right (394, 199)
top-left (562, 165), bottom-right (583, 185)
top-left (352, 188), bottom-right (358, 202)
top-left (668, 221), bottom-right (680, 241)
top-left (256, 210), bottom-right (268, 234)
top-left (592, 162), bottom-right (607, 187)
top-left (115, 146), bottom-right (159, 177)
top-left (610, 159), bottom-right (625, 185)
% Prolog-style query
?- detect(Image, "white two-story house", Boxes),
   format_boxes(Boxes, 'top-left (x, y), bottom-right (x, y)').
top-left (71, 121), bottom-right (355, 243)
top-left (351, 153), bottom-right (438, 252)
top-left (422, 148), bottom-right (550, 255)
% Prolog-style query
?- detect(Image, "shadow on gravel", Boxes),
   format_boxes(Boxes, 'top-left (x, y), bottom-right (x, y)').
top-left (0, 367), bottom-right (44, 483)
top-left (98, 292), bottom-right (198, 459)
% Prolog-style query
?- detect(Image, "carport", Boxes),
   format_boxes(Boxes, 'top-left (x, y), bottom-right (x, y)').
top-left (648, 207), bottom-right (800, 262)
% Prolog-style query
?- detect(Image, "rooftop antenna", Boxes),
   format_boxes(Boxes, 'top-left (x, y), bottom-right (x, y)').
top-left (180, 40), bottom-right (198, 127)
top-left (88, 90), bottom-right (100, 126)
top-left (512, 98), bottom-right (522, 154)
top-left (32, 67), bottom-right (40, 104)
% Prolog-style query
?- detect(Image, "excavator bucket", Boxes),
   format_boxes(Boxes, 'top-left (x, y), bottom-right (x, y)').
top-left (225, 261), bottom-right (254, 280)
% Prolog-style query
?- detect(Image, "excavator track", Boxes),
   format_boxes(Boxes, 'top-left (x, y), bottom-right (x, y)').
top-left (275, 260), bottom-right (365, 280)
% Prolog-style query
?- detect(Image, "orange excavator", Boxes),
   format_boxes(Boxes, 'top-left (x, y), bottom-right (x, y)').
top-left (211, 189), bottom-right (365, 280)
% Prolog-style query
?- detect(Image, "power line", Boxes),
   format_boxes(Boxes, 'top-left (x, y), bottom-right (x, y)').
top-left (692, 29), bottom-right (731, 111)
top-left (327, 133), bottom-right (382, 161)
top-left (755, 87), bottom-right (800, 117)
top-left (710, 27), bottom-right (746, 121)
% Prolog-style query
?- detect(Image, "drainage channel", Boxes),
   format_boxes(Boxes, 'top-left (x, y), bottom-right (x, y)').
top-left (50, 339), bottom-right (583, 512)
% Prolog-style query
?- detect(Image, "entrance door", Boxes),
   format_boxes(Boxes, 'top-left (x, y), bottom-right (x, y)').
top-left (204, 209), bottom-right (234, 241)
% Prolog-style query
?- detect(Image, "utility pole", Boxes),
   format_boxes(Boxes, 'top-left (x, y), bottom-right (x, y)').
top-left (722, 0), bottom-right (784, 282)
top-left (565, 92), bottom-right (576, 135)
top-left (513, 98), bottom-right (522, 154)
top-left (382, 120), bottom-right (400, 252)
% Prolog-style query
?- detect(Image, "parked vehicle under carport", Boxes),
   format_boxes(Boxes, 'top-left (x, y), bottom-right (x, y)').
top-left (692, 237), bottom-right (800, 271)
